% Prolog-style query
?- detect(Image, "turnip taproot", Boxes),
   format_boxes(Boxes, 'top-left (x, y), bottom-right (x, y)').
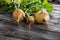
top-left (13, 9), bottom-right (25, 25)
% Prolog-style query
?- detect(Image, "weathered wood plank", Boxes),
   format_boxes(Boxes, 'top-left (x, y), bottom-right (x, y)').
top-left (0, 36), bottom-right (23, 40)
top-left (0, 26), bottom-right (60, 40)
top-left (0, 4), bottom-right (60, 40)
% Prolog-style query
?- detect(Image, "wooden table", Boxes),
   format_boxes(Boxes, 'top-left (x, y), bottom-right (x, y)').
top-left (0, 4), bottom-right (60, 40)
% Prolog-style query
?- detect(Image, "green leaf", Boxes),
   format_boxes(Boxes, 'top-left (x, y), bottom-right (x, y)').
top-left (44, 3), bottom-right (53, 14)
top-left (4, 0), bottom-right (11, 4)
top-left (0, 0), bottom-right (3, 2)
top-left (43, 0), bottom-right (48, 5)
top-left (34, 0), bottom-right (40, 2)
top-left (0, 6), bottom-right (8, 11)
top-left (23, 0), bottom-right (28, 5)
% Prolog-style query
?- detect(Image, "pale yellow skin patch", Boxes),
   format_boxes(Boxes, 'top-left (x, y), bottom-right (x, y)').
top-left (35, 10), bottom-right (50, 24)
top-left (13, 9), bottom-right (25, 25)
top-left (35, 11), bottom-right (45, 23)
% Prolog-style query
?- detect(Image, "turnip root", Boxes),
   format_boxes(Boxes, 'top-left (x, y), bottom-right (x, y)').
top-left (27, 16), bottom-right (34, 29)
top-left (13, 9), bottom-right (25, 25)
top-left (35, 11), bottom-right (45, 23)
top-left (35, 10), bottom-right (50, 24)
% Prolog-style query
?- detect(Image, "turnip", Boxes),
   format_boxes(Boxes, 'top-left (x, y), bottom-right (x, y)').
top-left (13, 9), bottom-right (25, 25)
top-left (35, 11), bottom-right (45, 23)
top-left (25, 9), bottom-right (34, 29)
top-left (27, 16), bottom-right (34, 29)
top-left (35, 10), bottom-right (50, 24)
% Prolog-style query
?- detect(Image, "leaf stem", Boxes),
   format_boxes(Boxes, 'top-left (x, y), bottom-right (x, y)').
top-left (25, 9), bottom-right (30, 17)
top-left (14, 4), bottom-right (17, 9)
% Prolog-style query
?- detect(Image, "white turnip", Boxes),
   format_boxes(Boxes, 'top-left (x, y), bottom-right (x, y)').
top-left (27, 16), bottom-right (34, 29)
top-left (13, 9), bottom-right (25, 25)
top-left (35, 10), bottom-right (50, 24)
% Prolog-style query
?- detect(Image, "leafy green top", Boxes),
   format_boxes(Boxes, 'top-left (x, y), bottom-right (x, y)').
top-left (0, 0), bottom-right (53, 14)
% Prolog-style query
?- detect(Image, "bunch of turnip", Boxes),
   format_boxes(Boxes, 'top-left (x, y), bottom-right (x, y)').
top-left (12, 0), bottom-right (52, 29)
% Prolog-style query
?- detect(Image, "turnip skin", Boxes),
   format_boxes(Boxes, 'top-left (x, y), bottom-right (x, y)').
top-left (35, 11), bottom-right (45, 23)
top-left (27, 16), bottom-right (34, 23)
top-left (43, 10), bottom-right (50, 24)
top-left (35, 10), bottom-right (50, 24)
top-left (13, 9), bottom-right (25, 25)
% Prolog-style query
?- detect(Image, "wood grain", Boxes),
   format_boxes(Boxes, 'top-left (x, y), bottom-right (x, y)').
top-left (0, 4), bottom-right (60, 40)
